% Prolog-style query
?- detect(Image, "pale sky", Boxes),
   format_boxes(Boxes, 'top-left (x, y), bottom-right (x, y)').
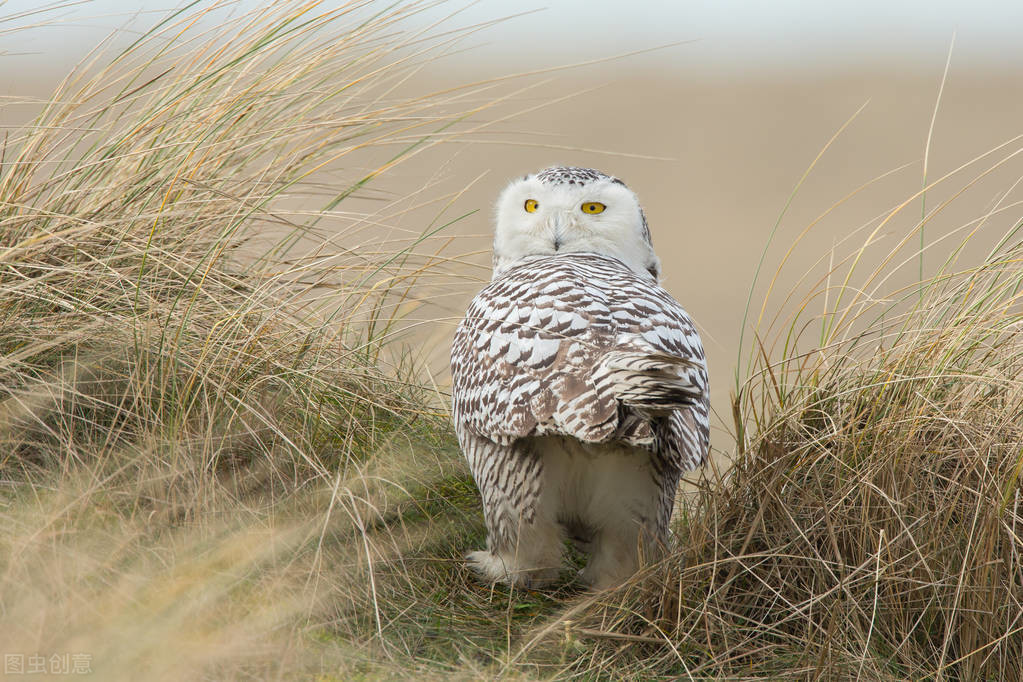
top-left (3, 0), bottom-right (1023, 73)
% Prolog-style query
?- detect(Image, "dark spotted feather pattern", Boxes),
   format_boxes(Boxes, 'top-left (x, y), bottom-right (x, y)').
top-left (451, 253), bottom-right (710, 518)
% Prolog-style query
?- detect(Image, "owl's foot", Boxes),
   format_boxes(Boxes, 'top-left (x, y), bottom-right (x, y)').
top-left (578, 558), bottom-right (633, 591)
top-left (578, 526), bottom-right (665, 591)
top-left (465, 550), bottom-right (560, 589)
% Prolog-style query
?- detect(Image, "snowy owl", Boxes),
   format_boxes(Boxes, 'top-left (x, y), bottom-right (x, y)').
top-left (451, 166), bottom-right (709, 590)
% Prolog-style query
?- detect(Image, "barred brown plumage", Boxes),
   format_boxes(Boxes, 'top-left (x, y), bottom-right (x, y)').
top-left (451, 167), bottom-right (709, 589)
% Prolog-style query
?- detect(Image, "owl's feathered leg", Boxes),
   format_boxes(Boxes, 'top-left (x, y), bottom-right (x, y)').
top-left (461, 435), bottom-right (563, 588)
top-left (574, 446), bottom-right (673, 590)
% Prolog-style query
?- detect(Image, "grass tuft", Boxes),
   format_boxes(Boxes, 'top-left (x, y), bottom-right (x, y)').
top-left (0, 2), bottom-right (497, 678)
top-left (522, 141), bottom-right (1023, 679)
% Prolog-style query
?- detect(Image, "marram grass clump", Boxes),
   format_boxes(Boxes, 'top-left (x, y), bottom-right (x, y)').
top-left (0, 2), bottom-right (494, 679)
top-left (0, 0), bottom-right (470, 483)
top-left (536, 157), bottom-right (1023, 679)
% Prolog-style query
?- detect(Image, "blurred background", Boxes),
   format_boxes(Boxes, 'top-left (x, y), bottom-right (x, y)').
top-left (4, 0), bottom-right (1023, 450)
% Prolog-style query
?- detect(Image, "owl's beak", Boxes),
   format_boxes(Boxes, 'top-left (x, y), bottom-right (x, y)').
top-left (549, 212), bottom-right (569, 252)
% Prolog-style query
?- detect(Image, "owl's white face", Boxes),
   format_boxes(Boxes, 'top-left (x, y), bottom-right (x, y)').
top-left (492, 167), bottom-right (661, 281)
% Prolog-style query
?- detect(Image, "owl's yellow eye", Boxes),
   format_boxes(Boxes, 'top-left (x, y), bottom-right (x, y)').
top-left (524, 199), bottom-right (539, 213)
top-left (581, 202), bottom-right (606, 214)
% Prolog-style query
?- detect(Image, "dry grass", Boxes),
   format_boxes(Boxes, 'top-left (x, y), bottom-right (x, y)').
top-left (520, 139), bottom-right (1023, 679)
top-left (3, 1), bottom-right (1023, 680)
top-left (0, 2), bottom-right (501, 678)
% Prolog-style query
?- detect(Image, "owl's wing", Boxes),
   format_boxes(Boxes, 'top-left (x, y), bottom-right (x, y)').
top-left (451, 255), bottom-right (709, 472)
top-left (451, 258), bottom-right (619, 445)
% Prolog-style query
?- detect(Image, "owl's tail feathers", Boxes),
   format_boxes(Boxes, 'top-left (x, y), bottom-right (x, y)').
top-left (595, 347), bottom-right (704, 417)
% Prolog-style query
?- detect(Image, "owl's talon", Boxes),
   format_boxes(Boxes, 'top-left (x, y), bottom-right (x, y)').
top-left (465, 549), bottom-right (559, 588)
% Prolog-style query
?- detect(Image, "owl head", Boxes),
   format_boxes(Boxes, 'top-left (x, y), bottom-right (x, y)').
top-left (492, 166), bottom-right (661, 281)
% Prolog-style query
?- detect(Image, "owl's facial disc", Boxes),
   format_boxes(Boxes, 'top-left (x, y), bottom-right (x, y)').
top-left (493, 167), bottom-right (660, 281)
